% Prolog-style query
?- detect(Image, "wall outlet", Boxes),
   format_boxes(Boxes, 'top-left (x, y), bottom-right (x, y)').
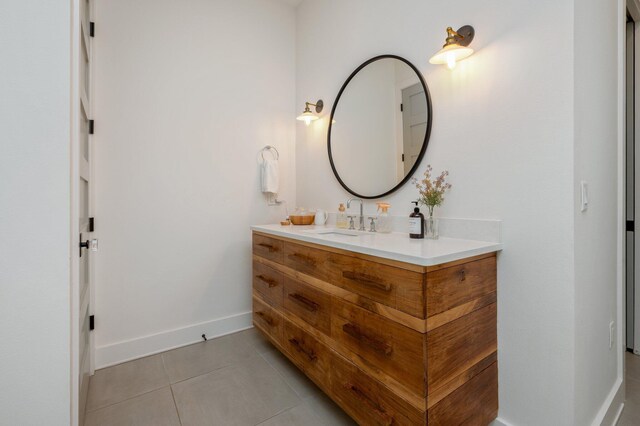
top-left (609, 321), bottom-right (615, 350)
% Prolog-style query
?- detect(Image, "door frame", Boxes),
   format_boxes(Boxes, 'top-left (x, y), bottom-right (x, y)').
top-left (70, 0), bottom-right (95, 425)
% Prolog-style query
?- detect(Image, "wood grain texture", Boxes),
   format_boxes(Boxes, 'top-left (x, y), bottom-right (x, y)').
top-left (252, 260), bottom-right (284, 308)
top-left (331, 297), bottom-right (426, 397)
top-left (425, 252), bottom-right (496, 272)
top-left (252, 294), bottom-right (283, 345)
top-left (282, 241), bottom-right (425, 318)
top-left (427, 303), bottom-right (497, 391)
top-left (330, 353), bottom-right (426, 426)
top-left (283, 276), bottom-right (332, 336)
top-left (426, 292), bottom-right (497, 332)
top-left (282, 319), bottom-right (332, 388)
top-left (253, 231), bottom-right (426, 273)
top-left (252, 233), bottom-right (284, 264)
top-left (427, 255), bottom-right (496, 317)
top-left (254, 254), bottom-right (428, 333)
top-left (427, 351), bottom-right (497, 409)
top-left (427, 362), bottom-right (499, 426)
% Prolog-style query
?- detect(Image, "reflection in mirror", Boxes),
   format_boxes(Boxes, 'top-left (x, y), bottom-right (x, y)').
top-left (328, 56), bottom-right (432, 199)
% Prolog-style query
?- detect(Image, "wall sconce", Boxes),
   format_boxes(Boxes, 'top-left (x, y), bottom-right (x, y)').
top-left (429, 25), bottom-right (475, 70)
top-left (296, 99), bottom-right (323, 126)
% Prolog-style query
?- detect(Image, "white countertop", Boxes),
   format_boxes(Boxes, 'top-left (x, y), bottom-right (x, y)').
top-left (251, 224), bottom-right (502, 267)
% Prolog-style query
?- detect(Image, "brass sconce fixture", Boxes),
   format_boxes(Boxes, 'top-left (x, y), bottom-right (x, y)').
top-left (296, 99), bottom-right (323, 125)
top-left (429, 25), bottom-right (475, 69)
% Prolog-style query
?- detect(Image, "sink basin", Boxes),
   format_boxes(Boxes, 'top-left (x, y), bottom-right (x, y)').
top-left (302, 228), bottom-right (361, 237)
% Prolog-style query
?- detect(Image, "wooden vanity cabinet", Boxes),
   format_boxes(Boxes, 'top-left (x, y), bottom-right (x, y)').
top-left (251, 231), bottom-right (498, 426)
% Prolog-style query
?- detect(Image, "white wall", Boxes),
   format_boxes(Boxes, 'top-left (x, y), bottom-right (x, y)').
top-left (295, 1), bottom-right (578, 424)
top-left (0, 1), bottom-right (72, 424)
top-left (93, 0), bottom-right (296, 366)
top-left (573, 0), bottom-right (623, 424)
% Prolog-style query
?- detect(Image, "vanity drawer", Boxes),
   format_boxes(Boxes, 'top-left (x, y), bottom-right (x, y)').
top-left (252, 294), bottom-right (283, 344)
top-left (426, 303), bottom-right (497, 392)
top-left (283, 277), bottom-right (331, 336)
top-left (327, 253), bottom-right (425, 318)
top-left (331, 297), bottom-right (426, 396)
top-left (282, 319), bottom-right (331, 388)
top-left (426, 255), bottom-right (496, 317)
top-left (331, 353), bottom-right (426, 426)
top-left (284, 241), bottom-right (425, 318)
top-left (283, 242), bottom-right (329, 279)
top-left (253, 233), bottom-right (284, 263)
top-left (253, 260), bottom-right (284, 307)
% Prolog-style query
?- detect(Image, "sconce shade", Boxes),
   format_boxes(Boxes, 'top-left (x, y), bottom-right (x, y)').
top-left (430, 25), bottom-right (475, 69)
top-left (429, 44), bottom-right (474, 69)
top-left (296, 99), bottom-right (323, 126)
top-left (296, 110), bottom-right (319, 126)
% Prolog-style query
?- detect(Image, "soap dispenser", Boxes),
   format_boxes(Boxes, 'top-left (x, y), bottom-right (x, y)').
top-left (336, 203), bottom-right (348, 229)
top-left (409, 201), bottom-right (424, 239)
top-left (376, 202), bottom-right (392, 233)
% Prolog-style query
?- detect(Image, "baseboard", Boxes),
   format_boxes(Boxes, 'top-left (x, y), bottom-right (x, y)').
top-left (491, 418), bottom-right (513, 426)
top-left (95, 311), bottom-right (253, 369)
top-left (593, 377), bottom-right (624, 426)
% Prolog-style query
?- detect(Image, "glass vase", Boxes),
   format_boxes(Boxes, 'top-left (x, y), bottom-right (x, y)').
top-left (426, 207), bottom-right (439, 240)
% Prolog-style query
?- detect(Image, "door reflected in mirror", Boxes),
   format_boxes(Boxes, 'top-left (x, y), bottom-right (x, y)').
top-left (328, 56), bottom-right (432, 199)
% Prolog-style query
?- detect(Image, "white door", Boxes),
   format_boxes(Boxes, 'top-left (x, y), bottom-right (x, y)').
top-left (74, 0), bottom-right (94, 423)
top-left (402, 83), bottom-right (428, 175)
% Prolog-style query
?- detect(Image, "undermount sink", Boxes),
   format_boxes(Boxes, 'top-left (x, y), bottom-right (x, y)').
top-left (302, 228), bottom-right (361, 237)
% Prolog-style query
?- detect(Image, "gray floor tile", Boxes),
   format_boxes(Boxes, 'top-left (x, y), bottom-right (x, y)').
top-left (627, 376), bottom-right (640, 407)
top-left (258, 403), bottom-right (324, 426)
top-left (241, 327), bottom-right (277, 354)
top-left (302, 392), bottom-right (356, 426)
top-left (162, 331), bottom-right (258, 383)
top-left (172, 354), bottom-right (300, 425)
top-left (84, 387), bottom-right (180, 426)
top-left (87, 354), bottom-right (169, 411)
top-left (260, 347), bottom-right (319, 399)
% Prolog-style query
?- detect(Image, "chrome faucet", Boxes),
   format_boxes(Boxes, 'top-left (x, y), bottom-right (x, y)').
top-left (347, 198), bottom-right (365, 231)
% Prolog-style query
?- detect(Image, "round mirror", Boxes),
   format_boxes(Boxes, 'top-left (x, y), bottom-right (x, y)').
top-left (328, 55), bottom-right (432, 199)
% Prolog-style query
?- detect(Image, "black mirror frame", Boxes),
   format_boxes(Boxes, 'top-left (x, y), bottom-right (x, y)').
top-left (327, 54), bottom-right (433, 200)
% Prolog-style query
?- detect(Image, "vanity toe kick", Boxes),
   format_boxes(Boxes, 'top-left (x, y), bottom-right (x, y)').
top-left (251, 231), bottom-right (499, 425)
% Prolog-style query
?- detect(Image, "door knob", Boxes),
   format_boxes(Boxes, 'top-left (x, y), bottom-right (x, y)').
top-left (79, 238), bottom-right (98, 257)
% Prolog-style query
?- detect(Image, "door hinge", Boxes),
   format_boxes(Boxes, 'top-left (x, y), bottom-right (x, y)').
top-left (89, 120), bottom-right (94, 135)
top-left (401, 153), bottom-right (405, 162)
top-left (89, 22), bottom-right (95, 37)
top-left (89, 315), bottom-right (95, 331)
top-left (628, 220), bottom-right (635, 232)
top-left (400, 103), bottom-right (403, 112)
top-left (89, 217), bottom-right (95, 232)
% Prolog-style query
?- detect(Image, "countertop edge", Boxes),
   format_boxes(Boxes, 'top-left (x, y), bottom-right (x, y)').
top-left (251, 225), bottom-right (503, 267)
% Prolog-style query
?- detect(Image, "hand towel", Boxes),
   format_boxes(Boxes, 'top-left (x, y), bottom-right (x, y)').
top-left (261, 157), bottom-right (279, 194)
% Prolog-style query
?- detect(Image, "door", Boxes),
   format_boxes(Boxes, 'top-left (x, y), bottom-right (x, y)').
top-left (402, 83), bottom-right (428, 175)
top-left (626, 18), bottom-right (635, 352)
top-left (76, 0), bottom-right (94, 423)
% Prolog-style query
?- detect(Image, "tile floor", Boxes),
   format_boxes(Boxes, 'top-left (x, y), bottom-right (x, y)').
top-left (620, 351), bottom-right (640, 425)
top-left (84, 328), bottom-right (355, 426)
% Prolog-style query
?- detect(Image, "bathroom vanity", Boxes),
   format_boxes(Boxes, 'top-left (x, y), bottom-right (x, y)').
top-left (251, 225), bottom-right (501, 425)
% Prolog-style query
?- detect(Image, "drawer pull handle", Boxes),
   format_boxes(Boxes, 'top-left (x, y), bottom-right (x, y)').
top-left (342, 323), bottom-right (393, 356)
top-left (288, 293), bottom-right (319, 312)
top-left (342, 271), bottom-right (392, 292)
top-left (459, 269), bottom-right (466, 281)
top-left (287, 253), bottom-right (317, 266)
top-left (256, 274), bottom-right (278, 288)
top-left (257, 242), bottom-right (278, 252)
top-left (288, 338), bottom-right (317, 361)
top-left (343, 383), bottom-right (393, 425)
top-left (255, 311), bottom-right (274, 326)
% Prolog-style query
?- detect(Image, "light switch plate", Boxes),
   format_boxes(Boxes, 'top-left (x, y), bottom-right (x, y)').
top-left (580, 181), bottom-right (588, 212)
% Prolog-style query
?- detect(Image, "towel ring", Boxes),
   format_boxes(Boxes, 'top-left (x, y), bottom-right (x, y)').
top-left (261, 145), bottom-right (279, 161)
